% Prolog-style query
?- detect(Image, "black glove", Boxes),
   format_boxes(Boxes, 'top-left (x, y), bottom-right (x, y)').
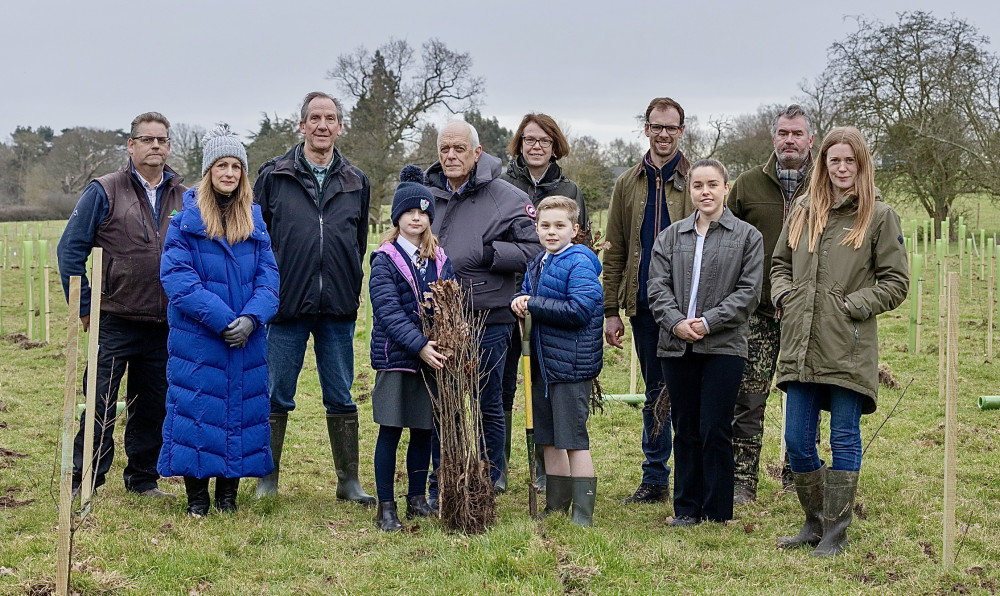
top-left (222, 316), bottom-right (255, 349)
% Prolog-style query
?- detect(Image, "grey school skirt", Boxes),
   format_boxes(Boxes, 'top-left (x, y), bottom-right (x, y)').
top-left (371, 370), bottom-right (435, 430)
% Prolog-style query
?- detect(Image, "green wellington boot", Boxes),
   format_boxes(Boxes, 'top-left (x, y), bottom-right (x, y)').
top-left (255, 413), bottom-right (287, 498)
top-left (811, 469), bottom-right (859, 557)
top-left (327, 414), bottom-right (376, 507)
top-left (495, 409), bottom-right (513, 494)
top-left (570, 477), bottom-right (597, 527)
top-left (777, 465), bottom-right (825, 549)
top-left (542, 475), bottom-right (573, 517)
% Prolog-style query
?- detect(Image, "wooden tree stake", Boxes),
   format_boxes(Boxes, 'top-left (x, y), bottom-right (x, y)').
top-left (81, 248), bottom-right (103, 504)
top-left (57, 277), bottom-right (82, 596)
top-left (938, 271), bottom-right (947, 405)
top-left (989, 239), bottom-right (995, 360)
top-left (23, 241), bottom-right (33, 339)
top-left (943, 272), bottom-right (959, 568)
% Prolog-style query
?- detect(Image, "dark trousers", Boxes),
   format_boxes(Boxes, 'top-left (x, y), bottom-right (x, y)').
top-left (630, 308), bottom-right (671, 486)
top-left (73, 315), bottom-right (169, 493)
top-left (429, 322), bottom-right (510, 496)
top-left (661, 346), bottom-right (744, 522)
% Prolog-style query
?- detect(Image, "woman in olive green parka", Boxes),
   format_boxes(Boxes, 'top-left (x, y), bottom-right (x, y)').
top-left (770, 127), bottom-right (908, 558)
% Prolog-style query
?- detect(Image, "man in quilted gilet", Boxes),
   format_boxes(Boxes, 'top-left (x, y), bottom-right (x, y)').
top-left (57, 111), bottom-right (186, 499)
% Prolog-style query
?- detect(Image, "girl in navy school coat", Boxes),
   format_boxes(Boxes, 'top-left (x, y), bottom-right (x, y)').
top-left (368, 165), bottom-right (454, 531)
top-left (157, 127), bottom-right (279, 516)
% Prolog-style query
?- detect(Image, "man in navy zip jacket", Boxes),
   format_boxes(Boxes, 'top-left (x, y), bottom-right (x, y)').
top-left (252, 91), bottom-right (375, 506)
top-left (57, 111), bottom-right (185, 499)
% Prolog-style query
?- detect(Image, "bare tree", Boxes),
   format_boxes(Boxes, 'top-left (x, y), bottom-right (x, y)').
top-left (168, 123), bottom-right (207, 183)
top-left (603, 138), bottom-right (644, 168)
top-left (329, 38), bottom-right (485, 216)
top-left (561, 135), bottom-right (615, 214)
top-left (825, 11), bottom-right (1000, 232)
top-left (246, 113), bottom-right (301, 183)
top-left (714, 104), bottom-right (784, 178)
top-left (27, 127), bottom-right (125, 204)
top-left (796, 75), bottom-right (841, 143)
top-left (679, 115), bottom-right (725, 162)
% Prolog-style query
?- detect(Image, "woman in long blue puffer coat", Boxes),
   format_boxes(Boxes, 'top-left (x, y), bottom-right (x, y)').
top-left (157, 127), bottom-right (279, 516)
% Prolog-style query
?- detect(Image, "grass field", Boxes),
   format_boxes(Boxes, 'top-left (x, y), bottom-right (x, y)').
top-left (1, 196), bottom-right (999, 595)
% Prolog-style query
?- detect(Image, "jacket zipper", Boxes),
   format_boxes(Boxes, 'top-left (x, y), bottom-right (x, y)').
top-left (850, 321), bottom-right (859, 364)
top-left (318, 214), bottom-right (324, 297)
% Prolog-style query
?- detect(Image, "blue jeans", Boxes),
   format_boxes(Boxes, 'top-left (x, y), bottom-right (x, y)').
top-left (785, 382), bottom-right (863, 473)
top-left (267, 316), bottom-right (358, 415)
top-left (429, 322), bottom-right (510, 497)
top-left (630, 308), bottom-right (672, 486)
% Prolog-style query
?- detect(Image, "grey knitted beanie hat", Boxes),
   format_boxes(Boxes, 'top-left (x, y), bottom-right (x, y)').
top-left (201, 125), bottom-right (248, 177)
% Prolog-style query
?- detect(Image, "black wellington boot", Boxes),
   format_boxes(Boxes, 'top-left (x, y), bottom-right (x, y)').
top-left (215, 477), bottom-right (240, 513)
top-left (327, 414), bottom-right (376, 507)
top-left (256, 413), bottom-right (287, 498)
top-left (811, 469), bottom-right (859, 557)
top-left (184, 477), bottom-right (210, 517)
top-left (376, 500), bottom-right (403, 532)
top-left (777, 465), bottom-right (825, 549)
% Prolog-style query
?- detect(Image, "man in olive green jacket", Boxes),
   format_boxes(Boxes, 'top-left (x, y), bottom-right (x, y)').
top-left (603, 97), bottom-right (693, 504)
top-left (726, 105), bottom-right (813, 503)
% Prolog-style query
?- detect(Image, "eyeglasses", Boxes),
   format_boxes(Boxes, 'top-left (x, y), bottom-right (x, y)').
top-left (522, 136), bottom-right (553, 149)
top-left (132, 136), bottom-right (170, 145)
top-left (646, 123), bottom-right (682, 136)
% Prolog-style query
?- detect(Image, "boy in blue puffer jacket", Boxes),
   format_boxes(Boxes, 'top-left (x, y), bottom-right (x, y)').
top-left (510, 196), bottom-right (603, 526)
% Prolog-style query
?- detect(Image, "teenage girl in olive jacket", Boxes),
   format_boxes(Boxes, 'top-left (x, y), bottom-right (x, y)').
top-left (770, 126), bottom-right (908, 557)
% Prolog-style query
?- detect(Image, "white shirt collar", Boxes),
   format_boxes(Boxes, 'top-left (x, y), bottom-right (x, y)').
top-left (396, 235), bottom-right (421, 261)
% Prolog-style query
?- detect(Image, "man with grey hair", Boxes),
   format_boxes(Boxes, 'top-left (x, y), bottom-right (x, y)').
top-left (423, 120), bottom-right (541, 506)
top-left (57, 111), bottom-right (186, 499)
top-left (253, 91), bottom-right (375, 506)
top-left (726, 104), bottom-right (814, 504)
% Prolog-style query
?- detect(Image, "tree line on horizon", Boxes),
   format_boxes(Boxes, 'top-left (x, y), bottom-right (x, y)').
top-left (1, 11), bottom-right (998, 232)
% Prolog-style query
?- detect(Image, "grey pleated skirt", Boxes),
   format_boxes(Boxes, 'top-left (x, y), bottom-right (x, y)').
top-left (371, 370), bottom-right (434, 429)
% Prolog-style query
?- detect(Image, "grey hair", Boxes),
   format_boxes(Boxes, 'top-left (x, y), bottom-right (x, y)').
top-left (299, 91), bottom-right (345, 124)
top-left (130, 112), bottom-right (170, 138)
top-left (437, 121), bottom-right (480, 150)
top-left (771, 104), bottom-right (811, 136)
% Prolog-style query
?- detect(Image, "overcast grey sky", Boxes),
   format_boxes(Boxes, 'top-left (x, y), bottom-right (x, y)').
top-left (3, 0), bottom-right (999, 147)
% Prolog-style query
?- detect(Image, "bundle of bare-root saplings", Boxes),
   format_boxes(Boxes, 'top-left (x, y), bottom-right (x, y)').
top-left (422, 279), bottom-right (497, 533)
